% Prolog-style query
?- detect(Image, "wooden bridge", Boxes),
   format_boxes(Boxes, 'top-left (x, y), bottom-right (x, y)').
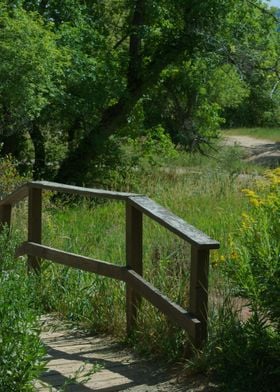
top-left (0, 181), bottom-right (219, 390)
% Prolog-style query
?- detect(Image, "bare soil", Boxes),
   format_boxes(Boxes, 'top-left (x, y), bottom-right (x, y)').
top-left (223, 135), bottom-right (280, 167)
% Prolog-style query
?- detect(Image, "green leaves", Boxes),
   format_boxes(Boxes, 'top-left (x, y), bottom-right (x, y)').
top-left (0, 4), bottom-right (67, 124)
top-left (1, 0), bottom-right (279, 183)
top-left (0, 230), bottom-right (46, 391)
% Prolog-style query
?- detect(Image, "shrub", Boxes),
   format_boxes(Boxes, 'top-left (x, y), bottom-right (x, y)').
top-left (225, 168), bottom-right (280, 325)
top-left (0, 154), bottom-right (30, 198)
top-left (202, 168), bottom-right (280, 391)
top-left (205, 303), bottom-right (280, 392)
top-left (0, 229), bottom-right (46, 391)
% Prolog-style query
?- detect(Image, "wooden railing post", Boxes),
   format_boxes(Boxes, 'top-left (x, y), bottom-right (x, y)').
top-left (126, 202), bottom-right (143, 335)
top-left (0, 204), bottom-right (12, 232)
top-left (189, 246), bottom-right (210, 348)
top-left (28, 187), bottom-right (42, 272)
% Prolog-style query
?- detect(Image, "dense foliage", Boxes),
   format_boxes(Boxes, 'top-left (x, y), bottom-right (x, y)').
top-left (0, 0), bottom-right (279, 184)
top-left (228, 168), bottom-right (280, 325)
top-left (0, 230), bottom-right (46, 391)
top-left (201, 167), bottom-right (280, 392)
top-left (0, 140), bottom-right (279, 389)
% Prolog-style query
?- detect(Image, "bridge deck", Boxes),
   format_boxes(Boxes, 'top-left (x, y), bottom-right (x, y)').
top-left (35, 316), bottom-right (185, 392)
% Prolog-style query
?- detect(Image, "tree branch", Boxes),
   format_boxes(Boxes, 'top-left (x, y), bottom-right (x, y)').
top-left (247, 0), bottom-right (278, 23)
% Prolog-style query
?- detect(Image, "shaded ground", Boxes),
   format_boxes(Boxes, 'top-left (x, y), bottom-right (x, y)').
top-left (36, 316), bottom-right (217, 392)
top-left (223, 135), bottom-right (280, 167)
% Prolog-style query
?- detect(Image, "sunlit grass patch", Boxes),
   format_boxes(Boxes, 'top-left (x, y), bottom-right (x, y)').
top-left (223, 127), bottom-right (280, 142)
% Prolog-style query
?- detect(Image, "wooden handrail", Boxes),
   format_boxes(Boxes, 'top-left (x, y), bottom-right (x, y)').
top-left (128, 196), bottom-right (219, 249)
top-left (16, 241), bottom-right (201, 336)
top-left (125, 269), bottom-right (201, 334)
top-left (0, 181), bottom-right (220, 348)
top-left (0, 184), bottom-right (29, 206)
top-left (0, 181), bottom-right (219, 248)
top-left (30, 180), bottom-right (141, 200)
top-left (16, 242), bottom-right (127, 281)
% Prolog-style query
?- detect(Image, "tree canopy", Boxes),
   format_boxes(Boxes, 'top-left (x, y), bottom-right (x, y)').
top-left (0, 0), bottom-right (279, 184)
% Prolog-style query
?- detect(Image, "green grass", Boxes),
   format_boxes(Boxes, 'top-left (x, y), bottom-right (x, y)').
top-left (223, 127), bottom-right (280, 141)
top-left (31, 145), bottom-right (260, 358)
top-left (0, 229), bottom-right (46, 391)
top-left (3, 140), bottom-right (279, 390)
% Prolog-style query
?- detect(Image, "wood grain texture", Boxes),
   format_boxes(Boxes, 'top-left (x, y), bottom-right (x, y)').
top-left (126, 203), bottom-right (143, 334)
top-left (0, 182), bottom-right (219, 250)
top-left (16, 241), bottom-right (200, 339)
top-left (29, 180), bottom-right (140, 200)
top-left (5, 180), bottom-right (220, 348)
top-left (189, 247), bottom-right (210, 347)
top-left (0, 184), bottom-right (28, 206)
top-left (128, 196), bottom-right (220, 249)
top-left (0, 204), bottom-right (12, 229)
top-left (17, 242), bottom-right (127, 281)
top-left (125, 269), bottom-right (201, 336)
top-left (28, 187), bottom-right (42, 272)
top-left (36, 316), bottom-right (183, 392)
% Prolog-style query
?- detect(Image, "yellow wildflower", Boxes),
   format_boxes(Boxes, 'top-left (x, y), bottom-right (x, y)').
top-left (265, 168), bottom-right (280, 186)
top-left (241, 212), bottom-right (250, 220)
top-left (242, 188), bottom-right (258, 198)
top-left (249, 197), bottom-right (261, 207)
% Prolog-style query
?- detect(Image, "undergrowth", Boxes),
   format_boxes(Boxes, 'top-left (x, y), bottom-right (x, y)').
top-left (0, 228), bottom-right (46, 391)
top-left (189, 167), bottom-right (280, 391)
top-left (1, 142), bottom-right (279, 390)
top-left (31, 144), bottom-right (257, 360)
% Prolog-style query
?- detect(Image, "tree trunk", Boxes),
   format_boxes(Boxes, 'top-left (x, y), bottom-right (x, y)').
top-left (55, 1), bottom-right (193, 185)
top-left (55, 0), bottom-right (145, 185)
top-left (29, 124), bottom-right (46, 180)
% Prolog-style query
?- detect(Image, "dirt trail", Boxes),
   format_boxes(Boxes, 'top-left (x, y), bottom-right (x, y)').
top-left (223, 135), bottom-right (280, 167)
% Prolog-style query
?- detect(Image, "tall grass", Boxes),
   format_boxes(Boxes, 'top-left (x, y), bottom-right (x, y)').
top-left (4, 141), bottom-right (279, 391)
top-left (27, 146), bottom-right (259, 360)
top-left (223, 127), bottom-right (280, 141)
top-left (0, 228), bottom-right (46, 391)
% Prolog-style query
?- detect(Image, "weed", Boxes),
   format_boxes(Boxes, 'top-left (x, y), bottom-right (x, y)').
top-left (0, 228), bottom-right (46, 391)
top-left (3, 141), bottom-right (277, 389)
top-left (27, 145), bottom-right (257, 361)
top-left (223, 127), bottom-right (280, 142)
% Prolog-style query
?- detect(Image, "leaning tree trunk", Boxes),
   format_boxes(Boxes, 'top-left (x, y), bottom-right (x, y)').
top-left (55, 0), bottom-right (145, 186)
top-left (54, 0), bottom-right (193, 185)
top-left (29, 123), bottom-right (46, 180)
top-left (55, 96), bottom-right (140, 185)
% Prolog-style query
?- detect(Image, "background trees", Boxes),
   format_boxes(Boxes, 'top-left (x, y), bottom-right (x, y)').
top-left (0, 0), bottom-right (279, 184)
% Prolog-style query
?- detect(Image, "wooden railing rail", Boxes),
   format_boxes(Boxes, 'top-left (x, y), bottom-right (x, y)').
top-left (127, 195), bottom-right (219, 249)
top-left (16, 242), bottom-right (127, 281)
top-left (0, 181), bottom-right (219, 348)
top-left (0, 184), bottom-right (29, 207)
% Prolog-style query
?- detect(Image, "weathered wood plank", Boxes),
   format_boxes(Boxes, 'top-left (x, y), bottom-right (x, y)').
top-left (36, 316), bottom-right (184, 392)
top-left (28, 188), bottom-right (42, 272)
top-left (29, 181), bottom-right (140, 201)
top-left (45, 355), bottom-right (138, 370)
top-left (16, 242), bottom-right (127, 281)
top-left (0, 204), bottom-right (12, 230)
top-left (189, 247), bottom-right (210, 347)
top-left (0, 184), bottom-right (28, 206)
top-left (128, 196), bottom-right (220, 249)
top-left (126, 203), bottom-right (143, 334)
top-left (39, 373), bottom-right (134, 390)
top-left (125, 269), bottom-right (200, 336)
